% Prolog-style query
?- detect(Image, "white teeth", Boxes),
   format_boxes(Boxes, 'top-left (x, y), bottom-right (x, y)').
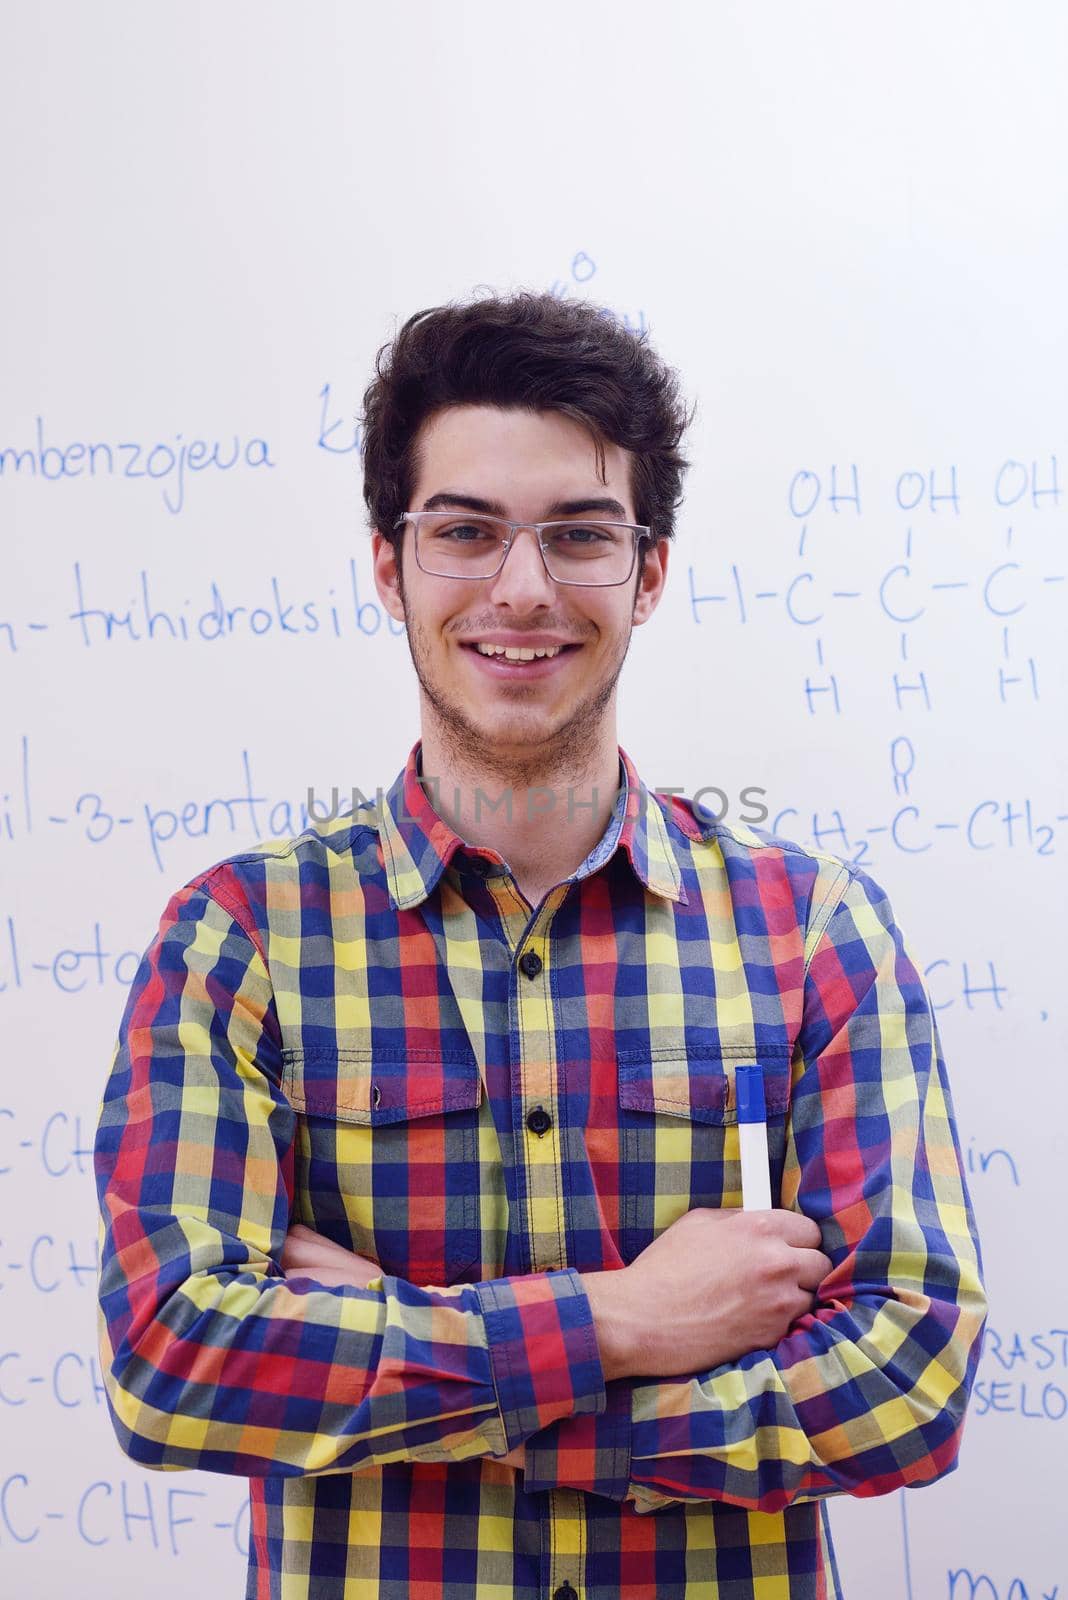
top-left (474, 643), bottom-right (564, 661)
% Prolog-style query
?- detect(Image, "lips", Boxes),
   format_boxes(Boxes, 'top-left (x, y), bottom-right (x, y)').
top-left (465, 642), bottom-right (579, 658)
top-left (460, 641), bottom-right (582, 678)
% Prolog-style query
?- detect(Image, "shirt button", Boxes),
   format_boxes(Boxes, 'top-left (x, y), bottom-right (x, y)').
top-left (554, 1585), bottom-right (578, 1600)
top-left (526, 1105), bottom-right (552, 1136)
top-left (519, 950), bottom-right (543, 979)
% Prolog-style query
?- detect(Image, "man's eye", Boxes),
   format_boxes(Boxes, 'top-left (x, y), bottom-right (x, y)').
top-left (552, 525), bottom-right (611, 544)
top-left (438, 522), bottom-right (495, 541)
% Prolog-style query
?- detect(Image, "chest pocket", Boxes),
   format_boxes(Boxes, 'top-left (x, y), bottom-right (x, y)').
top-left (617, 1045), bottom-right (792, 1263)
top-left (281, 1044), bottom-right (483, 1284)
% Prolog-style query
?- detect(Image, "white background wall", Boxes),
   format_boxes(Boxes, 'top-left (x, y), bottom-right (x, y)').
top-left (1, 3), bottom-right (1065, 1595)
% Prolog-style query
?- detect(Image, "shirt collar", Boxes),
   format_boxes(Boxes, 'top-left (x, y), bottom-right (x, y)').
top-left (378, 739), bottom-right (687, 910)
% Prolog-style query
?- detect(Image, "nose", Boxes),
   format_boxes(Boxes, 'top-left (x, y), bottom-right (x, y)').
top-left (485, 525), bottom-right (557, 608)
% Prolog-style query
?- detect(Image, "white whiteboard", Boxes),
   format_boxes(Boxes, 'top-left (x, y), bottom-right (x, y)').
top-left (2, 3), bottom-right (1066, 1596)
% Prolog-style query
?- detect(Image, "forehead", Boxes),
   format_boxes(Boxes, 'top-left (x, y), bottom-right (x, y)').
top-left (410, 405), bottom-right (634, 513)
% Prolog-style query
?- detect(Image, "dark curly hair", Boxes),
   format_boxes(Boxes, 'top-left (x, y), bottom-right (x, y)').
top-left (359, 288), bottom-right (695, 584)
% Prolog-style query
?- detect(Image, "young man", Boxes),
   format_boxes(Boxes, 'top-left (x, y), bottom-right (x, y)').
top-left (95, 291), bottom-right (987, 1600)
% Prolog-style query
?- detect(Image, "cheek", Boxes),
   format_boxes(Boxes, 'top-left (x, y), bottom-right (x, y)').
top-left (593, 607), bottom-right (631, 650)
top-left (408, 607), bottom-right (451, 654)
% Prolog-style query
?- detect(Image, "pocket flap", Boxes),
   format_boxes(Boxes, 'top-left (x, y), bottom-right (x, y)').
top-left (282, 1043), bottom-right (482, 1125)
top-left (617, 1044), bottom-right (791, 1125)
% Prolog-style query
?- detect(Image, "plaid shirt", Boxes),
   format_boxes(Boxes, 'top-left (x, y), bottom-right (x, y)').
top-left (94, 739), bottom-right (987, 1600)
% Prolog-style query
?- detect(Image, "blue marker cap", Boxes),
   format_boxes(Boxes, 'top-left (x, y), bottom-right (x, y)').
top-left (735, 1064), bottom-right (767, 1123)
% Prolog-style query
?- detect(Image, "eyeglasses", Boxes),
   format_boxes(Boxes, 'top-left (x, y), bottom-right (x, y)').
top-left (393, 511), bottom-right (652, 587)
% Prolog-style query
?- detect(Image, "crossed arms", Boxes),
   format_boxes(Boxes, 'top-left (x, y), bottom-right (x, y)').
top-left (94, 866), bottom-right (987, 1512)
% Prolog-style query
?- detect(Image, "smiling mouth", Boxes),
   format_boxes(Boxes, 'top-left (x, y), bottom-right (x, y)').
top-left (457, 641), bottom-right (584, 681)
top-left (461, 641), bottom-right (583, 661)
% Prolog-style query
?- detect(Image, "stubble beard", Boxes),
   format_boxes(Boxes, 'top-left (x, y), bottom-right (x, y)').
top-left (399, 586), bottom-right (632, 790)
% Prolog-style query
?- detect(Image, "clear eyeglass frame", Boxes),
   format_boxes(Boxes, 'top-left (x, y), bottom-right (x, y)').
top-left (392, 511), bottom-right (653, 587)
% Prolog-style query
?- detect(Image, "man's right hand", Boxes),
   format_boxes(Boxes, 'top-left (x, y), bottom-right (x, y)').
top-left (581, 1207), bottom-right (832, 1381)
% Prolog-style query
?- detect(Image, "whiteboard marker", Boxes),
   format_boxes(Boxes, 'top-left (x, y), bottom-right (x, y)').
top-left (736, 1064), bottom-right (773, 1211)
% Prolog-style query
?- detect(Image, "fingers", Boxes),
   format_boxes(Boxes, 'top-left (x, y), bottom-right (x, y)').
top-left (771, 1211), bottom-right (824, 1250)
top-left (792, 1246), bottom-right (834, 1291)
top-left (690, 1207), bottom-right (823, 1250)
top-left (285, 1223), bottom-right (354, 1260)
top-left (281, 1223), bottom-right (381, 1284)
top-left (280, 1229), bottom-right (339, 1271)
top-left (283, 1223), bottom-right (360, 1263)
top-left (282, 1251), bottom-right (383, 1289)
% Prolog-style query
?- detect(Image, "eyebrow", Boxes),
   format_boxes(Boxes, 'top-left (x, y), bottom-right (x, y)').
top-left (420, 491), bottom-right (631, 519)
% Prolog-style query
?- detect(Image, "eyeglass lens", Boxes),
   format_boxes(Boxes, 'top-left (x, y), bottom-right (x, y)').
top-left (413, 513), bottom-right (639, 583)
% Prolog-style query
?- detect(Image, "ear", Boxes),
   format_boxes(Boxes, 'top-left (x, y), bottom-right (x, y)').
top-left (632, 537), bottom-right (669, 626)
top-left (371, 529), bottom-right (406, 623)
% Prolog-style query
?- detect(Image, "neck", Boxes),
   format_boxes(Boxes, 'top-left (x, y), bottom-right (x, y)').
top-left (416, 721), bottom-right (624, 895)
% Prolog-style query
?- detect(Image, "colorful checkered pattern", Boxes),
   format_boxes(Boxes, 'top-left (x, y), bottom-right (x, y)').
top-left (94, 739), bottom-right (987, 1599)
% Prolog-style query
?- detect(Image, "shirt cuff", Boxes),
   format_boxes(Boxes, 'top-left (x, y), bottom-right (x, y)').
top-left (521, 1377), bottom-right (633, 1501)
top-left (472, 1267), bottom-right (606, 1449)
